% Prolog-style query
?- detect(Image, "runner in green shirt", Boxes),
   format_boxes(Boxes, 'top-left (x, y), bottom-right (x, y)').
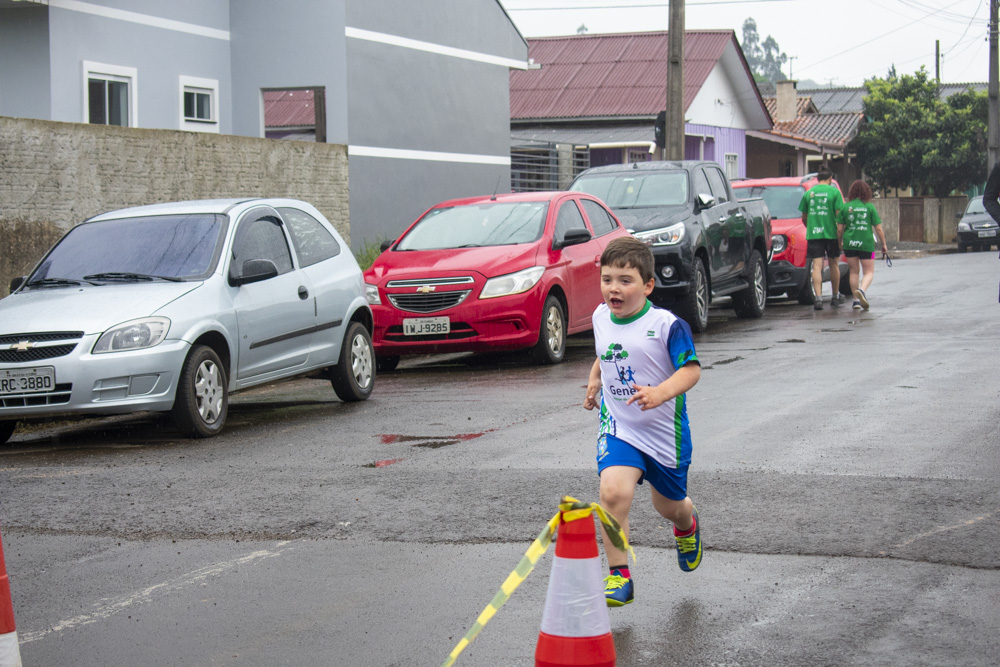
top-left (798, 165), bottom-right (846, 310)
top-left (837, 179), bottom-right (888, 310)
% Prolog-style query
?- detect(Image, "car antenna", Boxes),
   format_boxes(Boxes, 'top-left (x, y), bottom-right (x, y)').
top-left (490, 174), bottom-right (502, 201)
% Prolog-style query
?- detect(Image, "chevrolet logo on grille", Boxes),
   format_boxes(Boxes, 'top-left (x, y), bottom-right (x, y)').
top-left (11, 340), bottom-right (34, 352)
top-left (416, 285), bottom-right (436, 293)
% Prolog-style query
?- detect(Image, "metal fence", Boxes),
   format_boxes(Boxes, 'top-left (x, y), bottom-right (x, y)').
top-left (510, 140), bottom-right (590, 192)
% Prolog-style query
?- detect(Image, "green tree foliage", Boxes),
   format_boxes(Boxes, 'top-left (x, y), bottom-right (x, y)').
top-left (740, 18), bottom-right (787, 82)
top-left (857, 67), bottom-right (988, 196)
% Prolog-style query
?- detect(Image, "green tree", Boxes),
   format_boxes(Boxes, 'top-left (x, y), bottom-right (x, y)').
top-left (857, 67), bottom-right (987, 196)
top-left (740, 18), bottom-right (787, 82)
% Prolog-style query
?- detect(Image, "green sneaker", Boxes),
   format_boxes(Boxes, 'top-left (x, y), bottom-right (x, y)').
top-left (674, 508), bottom-right (702, 572)
top-left (603, 570), bottom-right (634, 607)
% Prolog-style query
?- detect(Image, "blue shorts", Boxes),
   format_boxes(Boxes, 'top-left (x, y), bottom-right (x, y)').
top-left (597, 434), bottom-right (688, 501)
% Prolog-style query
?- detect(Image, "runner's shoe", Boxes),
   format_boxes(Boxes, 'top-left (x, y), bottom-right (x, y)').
top-left (675, 507), bottom-right (702, 572)
top-left (813, 300), bottom-right (823, 310)
top-left (831, 293), bottom-right (846, 307)
top-left (852, 299), bottom-right (862, 310)
top-left (603, 570), bottom-right (634, 607)
top-left (857, 289), bottom-right (869, 310)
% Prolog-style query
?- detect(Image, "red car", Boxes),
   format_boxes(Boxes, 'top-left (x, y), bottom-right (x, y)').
top-left (732, 175), bottom-right (849, 305)
top-left (363, 191), bottom-right (630, 369)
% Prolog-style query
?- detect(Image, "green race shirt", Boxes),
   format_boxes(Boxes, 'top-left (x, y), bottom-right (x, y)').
top-left (798, 183), bottom-right (844, 240)
top-left (841, 199), bottom-right (882, 253)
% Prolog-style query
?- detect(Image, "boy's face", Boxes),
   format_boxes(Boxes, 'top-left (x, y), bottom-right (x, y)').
top-left (601, 264), bottom-right (654, 318)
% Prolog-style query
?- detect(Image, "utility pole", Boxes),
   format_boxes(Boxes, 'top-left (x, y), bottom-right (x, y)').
top-left (935, 40), bottom-right (940, 82)
top-left (665, 0), bottom-right (685, 161)
top-left (989, 0), bottom-right (999, 171)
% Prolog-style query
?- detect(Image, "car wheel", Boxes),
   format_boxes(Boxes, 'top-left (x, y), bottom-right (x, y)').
top-left (376, 355), bottom-right (400, 372)
top-left (733, 249), bottom-right (767, 319)
top-left (0, 420), bottom-right (16, 445)
top-left (331, 321), bottom-right (375, 402)
top-left (673, 259), bottom-right (709, 333)
top-left (796, 274), bottom-right (816, 305)
top-left (171, 345), bottom-right (228, 438)
top-left (530, 294), bottom-right (566, 364)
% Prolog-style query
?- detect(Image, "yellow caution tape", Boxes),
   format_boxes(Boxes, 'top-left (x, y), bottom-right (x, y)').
top-left (440, 496), bottom-right (633, 667)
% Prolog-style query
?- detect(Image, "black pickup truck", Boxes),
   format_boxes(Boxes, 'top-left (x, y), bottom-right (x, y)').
top-left (569, 160), bottom-right (771, 332)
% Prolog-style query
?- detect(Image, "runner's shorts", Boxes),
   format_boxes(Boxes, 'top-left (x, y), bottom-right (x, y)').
top-left (806, 238), bottom-right (841, 259)
top-left (843, 249), bottom-right (875, 259)
top-left (597, 434), bottom-right (688, 500)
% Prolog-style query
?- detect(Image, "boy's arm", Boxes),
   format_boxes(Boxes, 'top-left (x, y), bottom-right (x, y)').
top-left (583, 357), bottom-right (602, 410)
top-left (626, 361), bottom-right (700, 411)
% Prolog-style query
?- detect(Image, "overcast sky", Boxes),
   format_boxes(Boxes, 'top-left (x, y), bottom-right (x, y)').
top-left (500, 0), bottom-right (993, 88)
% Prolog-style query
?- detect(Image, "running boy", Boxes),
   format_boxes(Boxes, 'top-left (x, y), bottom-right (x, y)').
top-left (583, 236), bottom-right (702, 607)
top-left (799, 166), bottom-right (846, 310)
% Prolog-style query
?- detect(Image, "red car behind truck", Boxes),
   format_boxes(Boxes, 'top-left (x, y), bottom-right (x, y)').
top-left (732, 175), bottom-right (850, 305)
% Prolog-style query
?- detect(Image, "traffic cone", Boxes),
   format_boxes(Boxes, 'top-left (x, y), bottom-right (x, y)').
top-left (0, 529), bottom-right (22, 667)
top-left (535, 510), bottom-right (615, 667)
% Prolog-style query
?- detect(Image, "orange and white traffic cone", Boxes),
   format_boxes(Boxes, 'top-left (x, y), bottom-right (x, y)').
top-left (0, 529), bottom-right (22, 667)
top-left (535, 510), bottom-right (615, 667)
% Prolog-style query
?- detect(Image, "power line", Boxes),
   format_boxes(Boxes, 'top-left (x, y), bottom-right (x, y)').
top-left (504, 0), bottom-right (795, 10)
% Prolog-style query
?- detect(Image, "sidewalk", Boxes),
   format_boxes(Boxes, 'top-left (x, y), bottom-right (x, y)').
top-left (885, 240), bottom-right (957, 259)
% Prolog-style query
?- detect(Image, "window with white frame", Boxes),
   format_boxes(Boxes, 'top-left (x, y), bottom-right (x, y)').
top-left (724, 153), bottom-right (739, 180)
top-left (83, 61), bottom-right (137, 127)
top-left (179, 75), bottom-right (219, 133)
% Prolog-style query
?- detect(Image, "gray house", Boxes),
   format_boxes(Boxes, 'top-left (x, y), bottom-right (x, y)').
top-left (0, 0), bottom-right (528, 247)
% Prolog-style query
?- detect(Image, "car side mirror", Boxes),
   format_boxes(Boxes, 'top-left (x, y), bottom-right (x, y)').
top-left (230, 259), bottom-right (279, 286)
top-left (556, 228), bottom-right (592, 249)
top-left (696, 193), bottom-right (716, 210)
top-left (8, 276), bottom-right (25, 292)
top-left (956, 211), bottom-right (963, 219)
top-left (380, 239), bottom-right (394, 252)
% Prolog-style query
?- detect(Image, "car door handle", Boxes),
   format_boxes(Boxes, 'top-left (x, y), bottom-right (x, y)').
top-left (298, 286), bottom-right (309, 300)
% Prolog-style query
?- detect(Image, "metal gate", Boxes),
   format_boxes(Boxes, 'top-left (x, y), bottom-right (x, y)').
top-left (510, 140), bottom-right (589, 193)
top-left (898, 198), bottom-right (924, 242)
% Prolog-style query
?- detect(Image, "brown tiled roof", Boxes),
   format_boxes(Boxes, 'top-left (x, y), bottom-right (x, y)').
top-left (763, 97), bottom-right (818, 118)
top-left (773, 111), bottom-right (862, 148)
top-left (511, 30), bottom-right (745, 120)
top-left (263, 89), bottom-right (314, 128)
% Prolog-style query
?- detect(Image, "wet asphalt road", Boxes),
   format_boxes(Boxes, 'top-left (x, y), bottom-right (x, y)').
top-left (1, 250), bottom-right (998, 666)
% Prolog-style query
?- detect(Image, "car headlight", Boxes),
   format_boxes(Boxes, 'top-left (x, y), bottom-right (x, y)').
top-left (634, 222), bottom-right (685, 246)
top-left (771, 234), bottom-right (787, 255)
top-left (365, 282), bottom-right (381, 305)
top-left (480, 266), bottom-right (545, 299)
top-left (93, 317), bottom-right (170, 354)
top-left (958, 221), bottom-right (971, 232)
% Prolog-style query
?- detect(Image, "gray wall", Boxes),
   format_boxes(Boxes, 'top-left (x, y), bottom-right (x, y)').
top-left (0, 6), bottom-right (51, 119)
top-left (44, 0), bottom-right (233, 130)
top-left (0, 117), bottom-right (349, 296)
top-left (345, 0), bottom-right (527, 248)
top-left (229, 0), bottom-right (349, 143)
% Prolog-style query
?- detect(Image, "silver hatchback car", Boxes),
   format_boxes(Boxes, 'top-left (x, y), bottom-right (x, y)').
top-left (0, 198), bottom-right (374, 442)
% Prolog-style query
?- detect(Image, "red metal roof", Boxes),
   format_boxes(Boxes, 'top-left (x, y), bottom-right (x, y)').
top-left (511, 31), bottom-right (737, 120)
top-left (263, 89), bottom-right (314, 128)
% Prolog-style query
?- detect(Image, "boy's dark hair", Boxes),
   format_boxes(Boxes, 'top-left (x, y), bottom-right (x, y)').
top-left (601, 236), bottom-right (654, 283)
top-left (816, 165), bottom-right (833, 182)
top-left (846, 179), bottom-right (873, 203)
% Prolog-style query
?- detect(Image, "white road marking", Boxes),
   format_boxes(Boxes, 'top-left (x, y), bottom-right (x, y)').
top-left (18, 541), bottom-right (292, 644)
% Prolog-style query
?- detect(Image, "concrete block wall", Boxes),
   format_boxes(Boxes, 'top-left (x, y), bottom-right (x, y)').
top-left (1, 116), bottom-right (349, 295)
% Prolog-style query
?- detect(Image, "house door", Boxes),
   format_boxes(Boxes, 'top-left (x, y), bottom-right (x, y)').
top-left (899, 198), bottom-right (924, 242)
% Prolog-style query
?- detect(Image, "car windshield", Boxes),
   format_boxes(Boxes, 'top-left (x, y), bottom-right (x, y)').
top-left (738, 185), bottom-right (805, 219)
top-left (29, 214), bottom-right (227, 284)
top-left (396, 202), bottom-right (549, 250)
top-left (569, 171), bottom-right (689, 208)
top-left (966, 197), bottom-right (986, 214)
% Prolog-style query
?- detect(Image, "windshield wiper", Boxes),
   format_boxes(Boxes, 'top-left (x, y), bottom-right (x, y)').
top-left (24, 278), bottom-right (85, 288)
top-left (82, 272), bottom-right (183, 283)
